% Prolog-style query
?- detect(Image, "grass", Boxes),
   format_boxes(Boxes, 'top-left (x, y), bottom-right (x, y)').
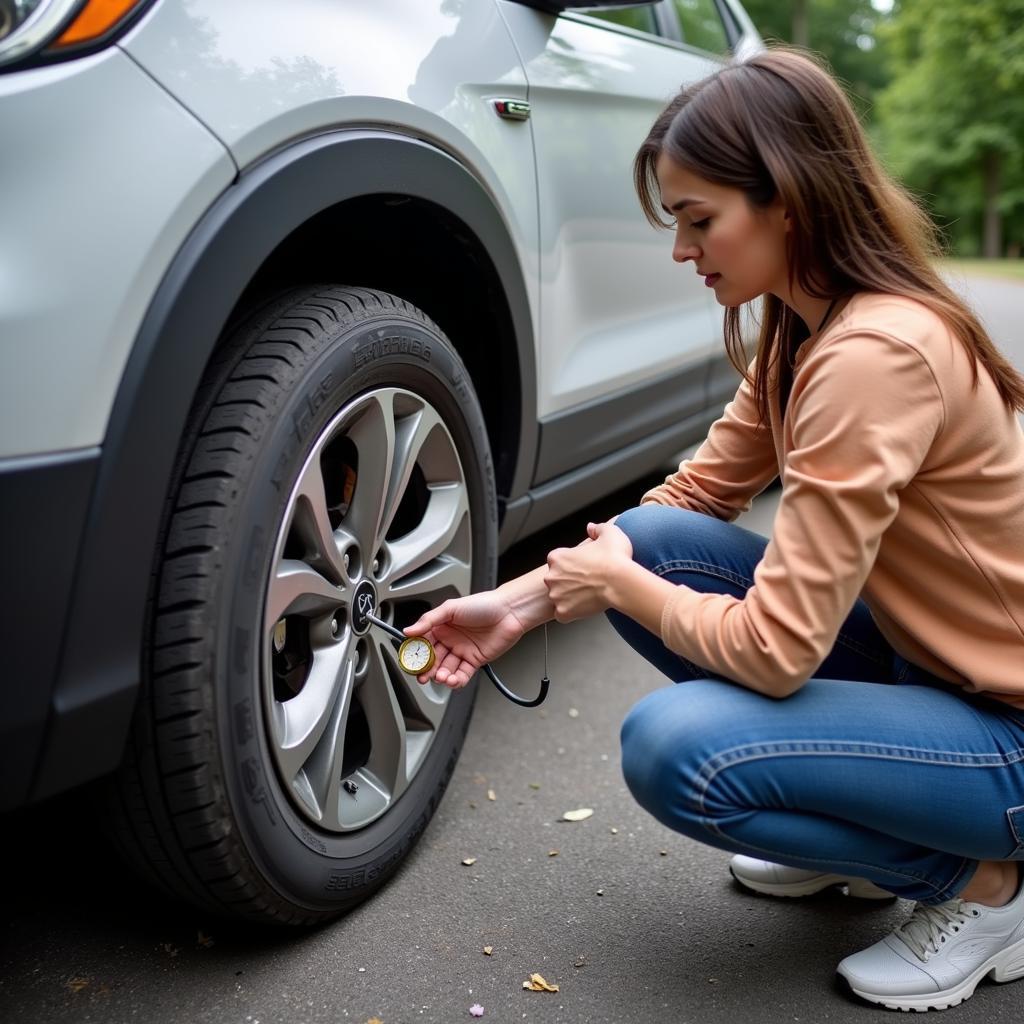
top-left (939, 258), bottom-right (1024, 282)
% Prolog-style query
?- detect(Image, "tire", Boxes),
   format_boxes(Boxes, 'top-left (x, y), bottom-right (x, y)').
top-left (106, 285), bottom-right (497, 926)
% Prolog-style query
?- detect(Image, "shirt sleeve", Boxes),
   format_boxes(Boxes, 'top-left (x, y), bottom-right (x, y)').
top-left (658, 330), bottom-right (945, 696)
top-left (641, 362), bottom-right (779, 521)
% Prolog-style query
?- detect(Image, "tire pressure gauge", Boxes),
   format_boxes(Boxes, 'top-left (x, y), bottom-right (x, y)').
top-left (397, 635), bottom-right (436, 675)
top-left (362, 608), bottom-right (548, 707)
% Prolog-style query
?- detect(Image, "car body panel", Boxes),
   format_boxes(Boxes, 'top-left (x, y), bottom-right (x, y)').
top-left (0, 47), bottom-right (233, 458)
top-left (498, 4), bottom-right (723, 420)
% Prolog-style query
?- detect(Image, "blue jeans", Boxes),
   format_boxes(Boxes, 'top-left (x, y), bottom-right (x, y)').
top-left (609, 504), bottom-right (1024, 905)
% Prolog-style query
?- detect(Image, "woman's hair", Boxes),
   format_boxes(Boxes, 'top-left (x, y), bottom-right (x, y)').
top-left (633, 45), bottom-right (1024, 423)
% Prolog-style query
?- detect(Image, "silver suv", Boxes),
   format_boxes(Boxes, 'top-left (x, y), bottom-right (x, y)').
top-left (0, 0), bottom-right (761, 925)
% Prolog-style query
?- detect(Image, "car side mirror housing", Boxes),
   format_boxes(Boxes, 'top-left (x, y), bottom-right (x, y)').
top-left (511, 0), bottom-right (658, 14)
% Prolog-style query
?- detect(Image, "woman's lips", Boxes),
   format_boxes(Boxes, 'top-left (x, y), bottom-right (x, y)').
top-left (704, 274), bottom-right (721, 287)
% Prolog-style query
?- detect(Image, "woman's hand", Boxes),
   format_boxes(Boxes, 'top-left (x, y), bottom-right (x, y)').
top-left (544, 520), bottom-right (633, 622)
top-left (401, 591), bottom-right (527, 689)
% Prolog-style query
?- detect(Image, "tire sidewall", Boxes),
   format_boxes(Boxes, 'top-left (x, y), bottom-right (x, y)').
top-left (214, 307), bottom-right (496, 910)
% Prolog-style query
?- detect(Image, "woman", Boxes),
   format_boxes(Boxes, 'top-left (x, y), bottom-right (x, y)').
top-left (403, 47), bottom-right (1024, 1012)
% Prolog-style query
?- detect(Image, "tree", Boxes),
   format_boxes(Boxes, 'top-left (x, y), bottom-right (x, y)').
top-left (740, 0), bottom-right (893, 116)
top-left (875, 0), bottom-right (1024, 257)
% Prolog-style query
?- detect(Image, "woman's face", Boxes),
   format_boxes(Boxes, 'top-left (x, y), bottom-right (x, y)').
top-left (655, 153), bottom-right (790, 307)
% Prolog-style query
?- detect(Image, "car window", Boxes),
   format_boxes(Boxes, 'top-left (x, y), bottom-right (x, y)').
top-left (672, 0), bottom-right (729, 54)
top-left (587, 6), bottom-right (661, 36)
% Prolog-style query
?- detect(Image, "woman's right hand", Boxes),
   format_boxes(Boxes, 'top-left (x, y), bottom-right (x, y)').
top-left (401, 590), bottom-right (527, 689)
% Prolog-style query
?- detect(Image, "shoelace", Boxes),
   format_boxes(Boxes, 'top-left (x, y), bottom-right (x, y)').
top-left (895, 899), bottom-right (977, 961)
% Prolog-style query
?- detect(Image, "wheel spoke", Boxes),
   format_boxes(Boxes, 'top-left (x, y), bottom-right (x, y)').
top-left (344, 393), bottom-right (397, 556)
top-left (385, 555), bottom-right (472, 604)
top-left (272, 639), bottom-right (354, 825)
top-left (266, 559), bottom-right (346, 626)
top-left (356, 635), bottom-right (410, 802)
top-left (291, 454), bottom-right (350, 581)
top-left (384, 484), bottom-right (469, 585)
top-left (377, 404), bottom-right (444, 544)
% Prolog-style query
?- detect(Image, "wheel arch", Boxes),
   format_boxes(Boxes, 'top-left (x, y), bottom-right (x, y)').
top-left (30, 130), bottom-right (536, 803)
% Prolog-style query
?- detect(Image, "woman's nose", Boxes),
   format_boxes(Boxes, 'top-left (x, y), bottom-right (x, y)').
top-left (672, 238), bottom-right (701, 264)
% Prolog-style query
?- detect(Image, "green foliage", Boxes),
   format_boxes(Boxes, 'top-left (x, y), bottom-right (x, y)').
top-left (740, 0), bottom-right (892, 115)
top-left (875, 0), bottom-right (1024, 255)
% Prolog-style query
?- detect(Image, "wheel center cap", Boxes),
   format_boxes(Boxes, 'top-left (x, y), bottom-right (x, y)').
top-left (352, 580), bottom-right (378, 635)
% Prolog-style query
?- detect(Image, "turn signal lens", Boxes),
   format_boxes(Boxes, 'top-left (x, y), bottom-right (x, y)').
top-left (50, 0), bottom-right (143, 47)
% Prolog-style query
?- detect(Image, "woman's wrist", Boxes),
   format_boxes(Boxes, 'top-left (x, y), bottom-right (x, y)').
top-left (496, 564), bottom-right (555, 631)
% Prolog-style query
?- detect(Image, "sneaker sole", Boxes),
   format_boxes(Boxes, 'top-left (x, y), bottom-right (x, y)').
top-left (839, 933), bottom-right (1024, 1012)
top-left (729, 865), bottom-right (896, 900)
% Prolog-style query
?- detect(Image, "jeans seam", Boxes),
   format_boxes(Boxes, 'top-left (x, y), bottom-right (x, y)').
top-left (695, 744), bottom-right (999, 897)
top-left (651, 559), bottom-right (888, 668)
top-left (697, 744), bottom-right (1024, 786)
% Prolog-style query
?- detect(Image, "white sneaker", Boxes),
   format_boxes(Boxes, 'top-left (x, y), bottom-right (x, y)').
top-left (729, 854), bottom-right (896, 899)
top-left (837, 866), bottom-right (1024, 1011)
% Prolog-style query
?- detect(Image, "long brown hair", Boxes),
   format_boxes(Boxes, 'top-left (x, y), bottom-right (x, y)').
top-left (633, 46), bottom-right (1024, 424)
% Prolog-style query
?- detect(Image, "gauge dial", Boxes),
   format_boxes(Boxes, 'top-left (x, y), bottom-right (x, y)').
top-left (398, 636), bottom-right (436, 675)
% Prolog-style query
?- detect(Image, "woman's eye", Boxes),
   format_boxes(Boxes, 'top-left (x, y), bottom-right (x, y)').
top-left (691, 218), bottom-right (710, 230)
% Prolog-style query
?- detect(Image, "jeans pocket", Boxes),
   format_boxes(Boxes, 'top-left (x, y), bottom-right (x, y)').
top-left (1006, 805), bottom-right (1024, 860)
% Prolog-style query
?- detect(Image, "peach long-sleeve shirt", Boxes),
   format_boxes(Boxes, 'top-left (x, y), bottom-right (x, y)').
top-left (640, 291), bottom-right (1024, 707)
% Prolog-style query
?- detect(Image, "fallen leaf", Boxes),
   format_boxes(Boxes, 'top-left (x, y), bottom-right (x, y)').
top-left (366, 1018), bottom-right (384, 1024)
top-left (523, 972), bottom-right (559, 993)
top-left (469, 1005), bottom-right (485, 1017)
top-left (610, 828), bottom-right (619, 835)
top-left (487, 789), bottom-right (496, 801)
top-left (574, 956), bottom-right (586, 969)
top-left (197, 930), bottom-right (214, 948)
top-left (561, 808), bottom-right (593, 822)
top-left (660, 850), bottom-right (668, 856)
top-left (462, 857), bottom-right (477, 866)
top-left (468, 801), bottom-right (477, 809)
top-left (483, 946), bottom-right (493, 956)
top-left (66, 977), bottom-right (90, 994)
top-left (596, 888), bottom-right (604, 896)
top-left (547, 849), bottom-right (559, 857)
top-left (568, 708), bottom-right (580, 718)
top-left (529, 783), bottom-right (541, 791)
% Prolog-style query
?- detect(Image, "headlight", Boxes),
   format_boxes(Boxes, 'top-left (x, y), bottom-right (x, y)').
top-left (0, 0), bottom-right (150, 70)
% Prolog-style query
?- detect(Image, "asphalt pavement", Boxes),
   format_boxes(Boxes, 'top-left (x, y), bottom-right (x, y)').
top-left (2, 272), bottom-right (1021, 1024)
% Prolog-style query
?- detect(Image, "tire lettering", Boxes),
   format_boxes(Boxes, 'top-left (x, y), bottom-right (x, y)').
top-left (241, 756), bottom-right (277, 827)
top-left (233, 696), bottom-right (254, 744)
top-left (353, 336), bottom-right (432, 370)
top-left (325, 844), bottom-right (403, 891)
top-left (299, 825), bottom-right (327, 855)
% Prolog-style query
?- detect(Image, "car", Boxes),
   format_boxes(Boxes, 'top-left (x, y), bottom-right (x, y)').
top-left (0, 0), bottom-right (762, 925)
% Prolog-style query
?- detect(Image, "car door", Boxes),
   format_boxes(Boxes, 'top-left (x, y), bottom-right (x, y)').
top-left (497, 0), bottom-right (729, 485)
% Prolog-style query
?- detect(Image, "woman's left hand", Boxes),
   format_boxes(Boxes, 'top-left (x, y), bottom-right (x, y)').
top-left (544, 521), bottom-right (633, 622)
